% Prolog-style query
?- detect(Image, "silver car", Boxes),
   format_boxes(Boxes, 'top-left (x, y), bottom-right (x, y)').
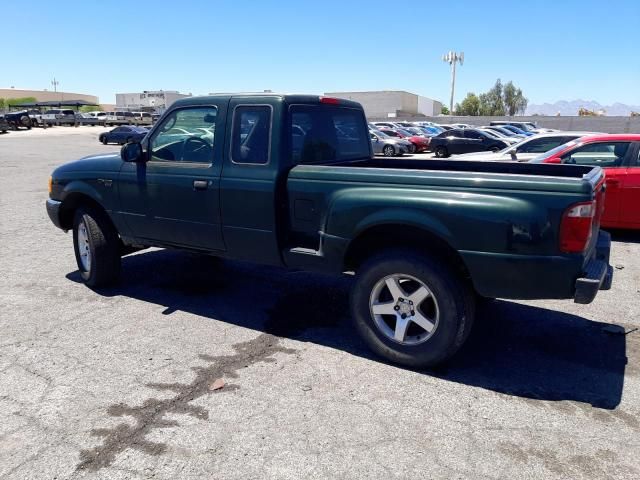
top-left (451, 132), bottom-right (601, 162)
top-left (370, 129), bottom-right (410, 156)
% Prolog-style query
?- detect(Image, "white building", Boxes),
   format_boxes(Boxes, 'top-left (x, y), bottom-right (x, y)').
top-left (115, 90), bottom-right (192, 112)
top-left (324, 90), bottom-right (442, 118)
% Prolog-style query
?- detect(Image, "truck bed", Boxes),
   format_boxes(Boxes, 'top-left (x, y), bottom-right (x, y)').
top-left (290, 158), bottom-right (604, 194)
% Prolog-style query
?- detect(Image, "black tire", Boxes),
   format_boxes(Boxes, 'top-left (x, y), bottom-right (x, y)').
top-left (101, 136), bottom-right (108, 145)
top-left (72, 207), bottom-right (121, 287)
top-left (435, 146), bottom-right (448, 158)
top-left (383, 145), bottom-right (395, 157)
top-left (351, 249), bottom-right (475, 368)
top-left (407, 144), bottom-right (416, 154)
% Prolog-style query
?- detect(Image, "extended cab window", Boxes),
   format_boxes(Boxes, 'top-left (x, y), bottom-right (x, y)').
top-left (561, 142), bottom-right (630, 167)
top-left (231, 105), bottom-right (272, 165)
top-left (290, 105), bottom-right (370, 164)
top-left (150, 107), bottom-right (216, 163)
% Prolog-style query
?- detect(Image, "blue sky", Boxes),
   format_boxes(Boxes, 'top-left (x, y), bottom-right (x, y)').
top-left (3, 0), bottom-right (639, 105)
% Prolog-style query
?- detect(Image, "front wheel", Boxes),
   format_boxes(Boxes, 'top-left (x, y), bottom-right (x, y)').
top-left (407, 144), bottom-right (416, 154)
top-left (73, 208), bottom-right (121, 287)
top-left (435, 146), bottom-right (448, 158)
top-left (383, 145), bottom-right (395, 157)
top-left (351, 250), bottom-right (474, 368)
top-left (101, 136), bottom-right (108, 145)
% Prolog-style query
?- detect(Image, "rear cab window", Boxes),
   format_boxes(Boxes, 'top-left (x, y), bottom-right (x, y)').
top-left (231, 105), bottom-right (272, 165)
top-left (289, 105), bottom-right (370, 164)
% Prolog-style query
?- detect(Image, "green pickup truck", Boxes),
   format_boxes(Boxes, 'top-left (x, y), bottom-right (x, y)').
top-left (46, 94), bottom-right (613, 367)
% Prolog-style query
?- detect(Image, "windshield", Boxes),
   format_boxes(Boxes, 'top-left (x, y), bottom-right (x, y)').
top-left (530, 140), bottom-right (579, 163)
top-left (290, 105), bottom-right (370, 164)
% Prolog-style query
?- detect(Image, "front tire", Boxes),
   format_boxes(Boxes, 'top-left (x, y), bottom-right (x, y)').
top-left (101, 136), bottom-right (108, 145)
top-left (73, 207), bottom-right (121, 287)
top-left (435, 146), bottom-right (448, 158)
top-left (351, 249), bottom-right (474, 368)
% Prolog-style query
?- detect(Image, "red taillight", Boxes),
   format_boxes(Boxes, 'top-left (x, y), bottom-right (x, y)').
top-left (559, 201), bottom-right (596, 253)
top-left (319, 96), bottom-right (340, 105)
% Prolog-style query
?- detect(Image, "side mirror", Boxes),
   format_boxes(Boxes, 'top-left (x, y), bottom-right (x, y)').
top-left (121, 142), bottom-right (144, 162)
top-left (510, 150), bottom-right (518, 160)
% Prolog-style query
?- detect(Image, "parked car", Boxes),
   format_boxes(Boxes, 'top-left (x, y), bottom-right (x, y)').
top-left (372, 121), bottom-right (401, 129)
top-left (0, 115), bottom-right (9, 133)
top-left (477, 127), bottom-right (520, 145)
top-left (499, 124), bottom-right (534, 137)
top-left (98, 126), bottom-right (149, 145)
top-left (530, 134), bottom-right (640, 229)
top-left (378, 128), bottom-right (429, 153)
top-left (430, 128), bottom-right (509, 157)
top-left (4, 110), bottom-right (33, 130)
top-left (42, 109), bottom-right (76, 126)
top-left (452, 132), bottom-right (600, 161)
top-left (483, 125), bottom-right (526, 140)
top-left (132, 112), bottom-right (153, 125)
top-left (103, 112), bottom-right (127, 125)
top-left (46, 93), bottom-right (613, 368)
top-left (370, 129), bottom-right (410, 156)
top-left (490, 121), bottom-right (539, 133)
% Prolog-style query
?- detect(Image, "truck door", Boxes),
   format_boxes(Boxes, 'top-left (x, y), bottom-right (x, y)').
top-left (219, 100), bottom-right (283, 265)
top-left (118, 103), bottom-right (226, 251)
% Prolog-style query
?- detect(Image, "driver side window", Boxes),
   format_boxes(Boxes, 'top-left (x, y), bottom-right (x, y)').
top-left (561, 142), bottom-right (630, 167)
top-left (150, 107), bottom-right (217, 163)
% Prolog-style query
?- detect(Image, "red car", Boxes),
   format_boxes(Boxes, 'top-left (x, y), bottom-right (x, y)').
top-left (531, 134), bottom-right (640, 230)
top-left (379, 128), bottom-right (430, 153)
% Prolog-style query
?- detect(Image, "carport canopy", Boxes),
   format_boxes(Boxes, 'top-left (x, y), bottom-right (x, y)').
top-left (10, 100), bottom-right (99, 109)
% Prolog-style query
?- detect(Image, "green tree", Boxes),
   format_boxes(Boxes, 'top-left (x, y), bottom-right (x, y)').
top-left (441, 105), bottom-right (450, 115)
top-left (79, 105), bottom-right (102, 113)
top-left (503, 81), bottom-right (528, 115)
top-left (455, 93), bottom-right (481, 116)
top-left (6, 96), bottom-right (37, 107)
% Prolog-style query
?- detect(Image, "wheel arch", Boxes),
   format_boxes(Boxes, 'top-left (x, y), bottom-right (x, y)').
top-left (343, 223), bottom-right (471, 284)
top-left (59, 192), bottom-right (113, 232)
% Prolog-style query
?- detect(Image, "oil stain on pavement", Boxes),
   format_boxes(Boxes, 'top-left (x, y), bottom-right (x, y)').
top-left (76, 334), bottom-right (296, 471)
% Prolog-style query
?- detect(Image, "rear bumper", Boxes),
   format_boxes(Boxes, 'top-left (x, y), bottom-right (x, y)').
top-left (46, 198), bottom-right (64, 230)
top-left (574, 231), bottom-right (613, 304)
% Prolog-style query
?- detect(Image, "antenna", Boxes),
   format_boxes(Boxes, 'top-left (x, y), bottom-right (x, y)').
top-left (442, 51), bottom-right (464, 114)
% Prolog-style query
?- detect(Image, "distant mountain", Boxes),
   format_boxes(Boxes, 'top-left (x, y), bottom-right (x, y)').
top-left (526, 100), bottom-right (640, 116)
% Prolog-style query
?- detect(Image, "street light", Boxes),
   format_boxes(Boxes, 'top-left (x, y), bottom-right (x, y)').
top-left (442, 51), bottom-right (464, 115)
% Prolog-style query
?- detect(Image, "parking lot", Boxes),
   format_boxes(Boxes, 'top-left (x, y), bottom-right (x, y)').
top-left (1, 127), bottom-right (639, 479)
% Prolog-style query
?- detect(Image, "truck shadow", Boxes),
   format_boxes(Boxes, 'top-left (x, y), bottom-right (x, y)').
top-left (66, 249), bottom-right (627, 410)
top-left (607, 229), bottom-right (640, 244)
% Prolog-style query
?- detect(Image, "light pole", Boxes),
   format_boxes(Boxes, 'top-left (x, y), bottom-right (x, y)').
top-left (442, 51), bottom-right (464, 115)
top-left (51, 77), bottom-right (59, 92)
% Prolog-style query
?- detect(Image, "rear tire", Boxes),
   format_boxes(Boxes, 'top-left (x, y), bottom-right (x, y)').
top-left (383, 145), bottom-right (395, 157)
top-left (72, 207), bottom-right (121, 287)
top-left (435, 146), bottom-right (448, 158)
top-left (351, 249), bottom-right (474, 368)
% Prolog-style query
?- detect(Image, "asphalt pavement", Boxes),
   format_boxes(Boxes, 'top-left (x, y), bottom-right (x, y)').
top-left (1, 127), bottom-right (639, 479)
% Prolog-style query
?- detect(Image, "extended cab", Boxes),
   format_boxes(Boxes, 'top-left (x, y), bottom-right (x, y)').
top-left (46, 94), bottom-right (613, 367)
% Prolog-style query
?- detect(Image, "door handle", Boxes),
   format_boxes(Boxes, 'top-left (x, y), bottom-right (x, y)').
top-left (193, 180), bottom-right (209, 191)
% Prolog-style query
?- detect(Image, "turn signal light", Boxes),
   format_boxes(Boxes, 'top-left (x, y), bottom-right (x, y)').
top-left (48, 176), bottom-right (53, 194)
top-left (559, 201), bottom-right (596, 253)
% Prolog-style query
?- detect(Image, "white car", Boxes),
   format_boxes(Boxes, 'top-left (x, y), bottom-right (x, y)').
top-left (451, 132), bottom-right (601, 162)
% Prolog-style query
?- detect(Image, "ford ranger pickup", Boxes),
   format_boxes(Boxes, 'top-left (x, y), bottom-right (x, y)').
top-left (46, 94), bottom-right (613, 367)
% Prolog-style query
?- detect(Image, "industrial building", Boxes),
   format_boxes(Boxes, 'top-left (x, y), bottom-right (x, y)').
top-left (0, 88), bottom-right (98, 105)
top-left (324, 90), bottom-right (442, 118)
top-left (115, 90), bottom-right (192, 112)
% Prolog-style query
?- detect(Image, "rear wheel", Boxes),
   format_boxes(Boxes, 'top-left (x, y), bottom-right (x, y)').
top-left (435, 146), bottom-right (448, 158)
top-left (383, 145), bottom-right (395, 157)
top-left (351, 249), bottom-right (474, 368)
top-left (72, 207), bottom-right (121, 287)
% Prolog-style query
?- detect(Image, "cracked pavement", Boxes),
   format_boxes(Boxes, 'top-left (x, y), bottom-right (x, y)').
top-left (1, 127), bottom-right (639, 479)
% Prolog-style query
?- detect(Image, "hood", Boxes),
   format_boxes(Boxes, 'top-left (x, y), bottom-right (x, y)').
top-left (53, 152), bottom-right (123, 176)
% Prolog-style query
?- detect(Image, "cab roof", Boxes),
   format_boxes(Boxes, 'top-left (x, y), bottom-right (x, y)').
top-left (171, 93), bottom-right (363, 110)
